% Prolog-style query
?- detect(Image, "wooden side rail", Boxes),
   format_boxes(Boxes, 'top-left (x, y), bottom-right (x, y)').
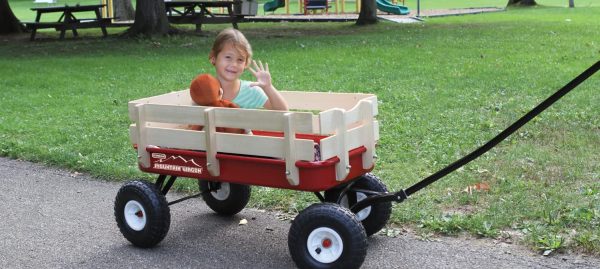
top-left (130, 103), bottom-right (316, 185)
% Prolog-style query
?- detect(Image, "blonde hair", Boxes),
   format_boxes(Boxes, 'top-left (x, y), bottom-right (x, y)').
top-left (209, 28), bottom-right (253, 66)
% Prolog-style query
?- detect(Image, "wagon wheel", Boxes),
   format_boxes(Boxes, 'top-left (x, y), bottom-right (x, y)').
top-left (288, 203), bottom-right (367, 269)
top-left (114, 180), bottom-right (171, 248)
top-left (324, 173), bottom-right (392, 236)
top-left (198, 180), bottom-right (251, 215)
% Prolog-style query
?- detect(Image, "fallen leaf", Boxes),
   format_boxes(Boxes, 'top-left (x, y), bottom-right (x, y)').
top-left (463, 182), bottom-right (490, 194)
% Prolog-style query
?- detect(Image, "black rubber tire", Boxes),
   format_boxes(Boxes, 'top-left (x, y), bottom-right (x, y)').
top-left (324, 173), bottom-right (392, 236)
top-left (114, 180), bottom-right (170, 248)
top-left (288, 203), bottom-right (367, 269)
top-left (198, 180), bottom-right (251, 215)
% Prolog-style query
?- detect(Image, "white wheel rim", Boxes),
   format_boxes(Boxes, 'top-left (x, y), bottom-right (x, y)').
top-left (124, 200), bottom-right (147, 231)
top-left (211, 183), bottom-right (230, 201)
top-left (340, 192), bottom-right (371, 221)
top-left (306, 227), bottom-right (344, 263)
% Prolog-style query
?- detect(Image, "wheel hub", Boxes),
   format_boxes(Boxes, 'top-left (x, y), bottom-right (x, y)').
top-left (124, 200), bottom-right (147, 231)
top-left (210, 182), bottom-right (231, 201)
top-left (307, 227), bottom-right (343, 263)
top-left (341, 192), bottom-right (371, 221)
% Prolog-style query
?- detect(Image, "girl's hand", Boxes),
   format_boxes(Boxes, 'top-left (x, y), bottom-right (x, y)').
top-left (248, 60), bottom-right (272, 90)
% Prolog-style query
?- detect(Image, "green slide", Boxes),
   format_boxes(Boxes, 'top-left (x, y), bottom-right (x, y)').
top-left (264, 0), bottom-right (285, 12)
top-left (376, 0), bottom-right (410, 15)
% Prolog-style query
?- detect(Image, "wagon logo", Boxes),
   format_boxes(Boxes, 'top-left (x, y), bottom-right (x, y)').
top-left (151, 154), bottom-right (203, 174)
top-left (152, 153), bottom-right (167, 159)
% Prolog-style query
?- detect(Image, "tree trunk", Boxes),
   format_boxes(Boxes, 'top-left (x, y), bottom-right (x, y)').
top-left (0, 0), bottom-right (25, 34)
top-left (569, 0), bottom-right (574, 8)
top-left (507, 0), bottom-right (537, 6)
top-left (356, 0), bottom-right (378, 25)
top-left (114, 0), bottom-right (135, 21)
top-left (124, 0), bottom-right (172, 37)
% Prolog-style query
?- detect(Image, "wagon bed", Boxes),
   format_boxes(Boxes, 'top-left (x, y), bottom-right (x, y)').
top-left (128, 90), bottom-right (379, 191)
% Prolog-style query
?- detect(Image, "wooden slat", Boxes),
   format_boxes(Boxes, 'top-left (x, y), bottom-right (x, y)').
top-left (204, 108), bottom-right (220, 176)
top-left (129, 124), bottom-right (138, 145)
top-left (143, 103), bottom-right (207, 125)
top-left (319, 126), bottom-right (364, 160)
top-left (284, 112), bottom-right (299, 185)
top-left (136, 104), bottom-right (150, 168)
top-left (213, 108), bottom-right (314, 133)
top-left (281, 91), bottom-right (376, 111)
top-left (128, 90), bottom-right (193, 121)
top-left (145, 127), bottom-right (206, 150)
top-left (358, 101), bottom-right (375, 169)
top-left (217, 134), bottom-right (315, 161)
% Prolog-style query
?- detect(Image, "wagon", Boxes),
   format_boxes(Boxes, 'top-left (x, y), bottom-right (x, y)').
top-left (115, 89), bottom-right (389, 268)
top-left (115, 61), bottom-right (599, 269)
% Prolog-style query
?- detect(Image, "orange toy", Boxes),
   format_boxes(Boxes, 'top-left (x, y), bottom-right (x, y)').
top-left (189, 74), bottom-right (245, 134)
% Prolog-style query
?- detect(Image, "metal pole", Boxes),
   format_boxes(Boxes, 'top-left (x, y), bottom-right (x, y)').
top-left (417, 0), bottom-right (420, 18)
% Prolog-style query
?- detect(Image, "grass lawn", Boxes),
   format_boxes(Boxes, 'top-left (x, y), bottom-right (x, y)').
top-left (1, 2), bottom-right (599, 254)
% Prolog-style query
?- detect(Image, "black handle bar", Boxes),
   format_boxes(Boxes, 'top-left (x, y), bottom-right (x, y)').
top-left (351, 60), bottom-right (600, 213)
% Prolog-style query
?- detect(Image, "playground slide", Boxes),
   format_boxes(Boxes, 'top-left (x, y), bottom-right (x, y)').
top-left (264, 0), bottom-right (285, 12)
top-left (376, 0), bottom-right (410, 15)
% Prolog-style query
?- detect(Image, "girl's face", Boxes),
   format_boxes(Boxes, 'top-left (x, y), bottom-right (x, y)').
top-left (212, 43), bottom-right (248, 83)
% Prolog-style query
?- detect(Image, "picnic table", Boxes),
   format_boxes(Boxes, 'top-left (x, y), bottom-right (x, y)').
top-left (164, 1), bottom-right (242, 31)
top-left (25, 4), bottom-right (110, 41)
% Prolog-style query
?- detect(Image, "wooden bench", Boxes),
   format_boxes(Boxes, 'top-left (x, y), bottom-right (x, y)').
top-left (165, 1), bottom-right (241, 31)
top-left (24, 18), bottom-right (111, 40)
top-left (27, 4), bottom-right (110, 41)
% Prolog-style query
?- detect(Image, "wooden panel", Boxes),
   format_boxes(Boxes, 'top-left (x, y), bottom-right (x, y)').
top-left (146, 127), bottom-right (206, 150)
top-left (320, 126), bottom-right (365, 159)
top-left (136, 104), bottom-right (150, 168)
top-left (213, 108), bottom-right (314, 133)
top-left (128, 90), bottom-right (194, 121)
top-left (129, 124), bottom-right (138, 145)
top-left (142, 103), bottom-right (207, 125)
top-left (319, 108), bottom-right (344, 135)
top-left (281, 91), bottom-right (375, 111)
top-left (319, 135), bottom-right (339, 161)
top-left (217, 134), bottom-right (315, 161)
top-left (204, 108), bottom-right (220, 176)
top-left (283, 112), bottom-right (299, 185)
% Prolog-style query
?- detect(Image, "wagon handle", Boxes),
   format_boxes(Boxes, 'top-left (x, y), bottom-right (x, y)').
top-left (351, 60), bottom-right (600, 213)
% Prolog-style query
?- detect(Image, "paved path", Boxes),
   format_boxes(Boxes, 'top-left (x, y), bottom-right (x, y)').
top-left (1, 157), bottom-right (599, 268)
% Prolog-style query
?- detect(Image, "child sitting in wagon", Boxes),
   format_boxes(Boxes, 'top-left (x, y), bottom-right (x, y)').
top-left (205, 28), bottom-right (288, 111)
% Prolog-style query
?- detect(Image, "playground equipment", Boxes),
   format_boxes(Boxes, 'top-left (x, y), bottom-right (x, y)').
top-left (262, 0), bottom-right (410, 15)
top-left (264, 0), bottom-right (285, 12)
top-left (376, 0), bottom-right (409, 15)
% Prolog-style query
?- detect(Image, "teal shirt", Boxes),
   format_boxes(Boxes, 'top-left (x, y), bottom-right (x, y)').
top-left (232, 80), bottom-right (268, 109)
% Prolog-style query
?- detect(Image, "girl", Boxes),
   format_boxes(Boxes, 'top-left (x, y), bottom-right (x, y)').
top-left (209, 28), bottom-right (288, 111)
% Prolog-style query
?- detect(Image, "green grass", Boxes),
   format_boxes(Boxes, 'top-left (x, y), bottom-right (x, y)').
top-left (1, 3), bottom-right (599, 254)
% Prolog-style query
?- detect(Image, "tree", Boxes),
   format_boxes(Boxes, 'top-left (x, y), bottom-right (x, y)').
top-left (356, 0), bottom-right (378, 25)
top-left (0, 0), bottom-right (25, 34)
top-left (114, 0), bottom-right (135, 21)
top-left (569, 0), bottom-right (575, 8)
top-left (124, 0), bottom-right (173, 37)
top-left (507, 0), bottom-right (537, 5)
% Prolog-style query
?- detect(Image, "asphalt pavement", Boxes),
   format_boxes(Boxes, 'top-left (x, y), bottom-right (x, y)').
top-left (1, 157), bottom-right (599, 268)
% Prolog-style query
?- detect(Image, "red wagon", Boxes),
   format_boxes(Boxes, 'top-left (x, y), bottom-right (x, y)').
top-left (114, 60), bottom-right (599, 269)
top-left (115, 89), bottom-right (390, 268)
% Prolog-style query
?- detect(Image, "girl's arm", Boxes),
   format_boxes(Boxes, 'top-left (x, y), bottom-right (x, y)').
top-left (248, 60), bottom-right (289, 111)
